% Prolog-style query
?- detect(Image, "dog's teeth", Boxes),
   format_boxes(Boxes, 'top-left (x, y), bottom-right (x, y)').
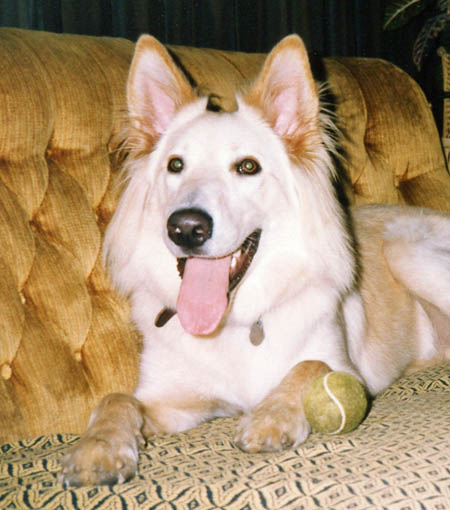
top-left (231, 250), bottom-right (242, 271)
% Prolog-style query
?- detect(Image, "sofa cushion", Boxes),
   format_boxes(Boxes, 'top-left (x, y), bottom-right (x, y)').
top-left (2, 363), bottom-right (450, 509)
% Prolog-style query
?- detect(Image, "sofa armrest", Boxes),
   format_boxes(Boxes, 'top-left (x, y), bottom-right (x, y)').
top-left (325, 57), bottom-right (450, 210)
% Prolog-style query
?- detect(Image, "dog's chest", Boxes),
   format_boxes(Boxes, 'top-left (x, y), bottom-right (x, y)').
top-left (139, 317), bottom-right (307, 411)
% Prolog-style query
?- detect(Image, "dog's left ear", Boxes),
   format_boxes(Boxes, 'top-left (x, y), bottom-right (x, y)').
top-left (245, 35), bottom-right (319, 148)
top-left (127, 35), bottom-right (196, 140)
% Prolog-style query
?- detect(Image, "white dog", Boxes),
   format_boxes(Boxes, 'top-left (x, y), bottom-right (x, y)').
top-left (62, 34), bottom-right (450, 486)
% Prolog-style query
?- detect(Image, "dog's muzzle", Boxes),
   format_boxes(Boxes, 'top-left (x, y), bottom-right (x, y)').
top-left (163, 208), bottom-right (262, 336)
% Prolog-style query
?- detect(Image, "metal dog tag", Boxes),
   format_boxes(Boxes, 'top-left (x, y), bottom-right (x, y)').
top-left (250, 319), bottom-right (265, 346)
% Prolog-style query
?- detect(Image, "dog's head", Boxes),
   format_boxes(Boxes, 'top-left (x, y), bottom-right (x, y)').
top-left (105, 35), bottom-right (339, 337)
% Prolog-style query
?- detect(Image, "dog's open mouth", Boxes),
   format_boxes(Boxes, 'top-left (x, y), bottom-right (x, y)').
top-left (175, 230), bottom-right (261, 335)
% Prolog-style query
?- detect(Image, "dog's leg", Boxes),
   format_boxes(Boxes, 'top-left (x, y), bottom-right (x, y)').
top-left (384, 212), bottom-right (450, 319)
top-left (61, 393), bottom-right (146, 486)
top-left (61, 392), bottom-right (234, 486)
top-left (235, 360), bottom-right (331, 453)
top-left (383, 212), bottom-right (450, 365)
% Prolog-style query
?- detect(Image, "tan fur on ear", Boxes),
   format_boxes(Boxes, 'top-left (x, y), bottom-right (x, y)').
top-left (126, 35), bottom-right (196, 155)
top-left (244, 34), bottom-right (321, 161)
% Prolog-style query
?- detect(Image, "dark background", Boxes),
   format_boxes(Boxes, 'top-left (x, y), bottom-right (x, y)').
top-left (0, 0), bottom-right (446, 131)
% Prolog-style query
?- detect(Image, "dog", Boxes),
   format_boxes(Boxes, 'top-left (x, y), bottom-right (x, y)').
top-left (61, 33), bottom-right (450, 486)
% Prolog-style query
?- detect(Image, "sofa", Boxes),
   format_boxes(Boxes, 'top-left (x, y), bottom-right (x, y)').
top-left (1, 27), bottom-right (450, 510)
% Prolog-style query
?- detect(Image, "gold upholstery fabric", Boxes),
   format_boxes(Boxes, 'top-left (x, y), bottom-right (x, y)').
top-left (0, 28), bottom-right (141, 441)
top-left (326, 58), bottom-right (450, 208)
top-left (0, 27), bottom-right (449, 509)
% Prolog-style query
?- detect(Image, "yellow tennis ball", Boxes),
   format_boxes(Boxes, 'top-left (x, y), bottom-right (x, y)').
top-left (303, 372), bottom-right (368, 434)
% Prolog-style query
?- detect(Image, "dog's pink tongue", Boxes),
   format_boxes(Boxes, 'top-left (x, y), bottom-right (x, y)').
top-left (177, 256), bottom-right (231, 335)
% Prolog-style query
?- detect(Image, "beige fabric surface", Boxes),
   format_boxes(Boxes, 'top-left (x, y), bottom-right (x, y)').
top-left (2, 363), bottom-right (450, 509)
top-left (0, 27), bottom-right (450, 509)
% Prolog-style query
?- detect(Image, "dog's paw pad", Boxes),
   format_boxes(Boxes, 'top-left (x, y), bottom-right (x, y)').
top-left (234, 405), bottom-right (310, 453)
top-left (60, 435), bottom-right (139, 487)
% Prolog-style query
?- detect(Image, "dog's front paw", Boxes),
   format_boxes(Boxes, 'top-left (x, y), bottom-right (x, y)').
top-left (234, 403), bottom-right (310, 453)
top-left (61, 431), bottom-right (142, 487)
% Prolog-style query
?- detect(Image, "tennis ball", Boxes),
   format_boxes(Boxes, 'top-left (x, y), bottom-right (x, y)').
top-left (303, 372), bottom-right (368, 434)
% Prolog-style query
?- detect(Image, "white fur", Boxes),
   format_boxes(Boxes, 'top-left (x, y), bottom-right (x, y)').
top-left (104, 35), bottom-right (450, 432)
top-left (62, 35), bottom-right (450, 486)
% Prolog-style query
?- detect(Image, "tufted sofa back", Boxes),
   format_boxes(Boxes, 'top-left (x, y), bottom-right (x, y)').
top-left (1, 28), bottom-right (449, 442)
top-left (0, 29), bottom-right (140, 440)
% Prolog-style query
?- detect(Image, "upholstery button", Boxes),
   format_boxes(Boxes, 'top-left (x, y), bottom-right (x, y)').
top-left (1, 363), bottom-right (12, 380)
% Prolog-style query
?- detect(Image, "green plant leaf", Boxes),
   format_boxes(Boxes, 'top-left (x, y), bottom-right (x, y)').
top-left (413, 11), bottom-right (450, 69)
top-left (438, 0), bottom-right (450, 13)
top-left (384, 0), bottom-right (431, 30)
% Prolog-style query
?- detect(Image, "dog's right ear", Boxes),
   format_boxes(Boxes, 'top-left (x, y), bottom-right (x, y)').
top-left (127, 35), bottom-right (196, 140)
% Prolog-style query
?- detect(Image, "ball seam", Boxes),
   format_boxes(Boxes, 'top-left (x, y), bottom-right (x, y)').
top-left (323, 372), bottom-right (346, 434)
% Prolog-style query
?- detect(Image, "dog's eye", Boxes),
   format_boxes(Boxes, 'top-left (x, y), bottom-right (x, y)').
top-left (236, 158), bottom-right (261, 175)
top-left (168, 157), bottom-right (184, 173)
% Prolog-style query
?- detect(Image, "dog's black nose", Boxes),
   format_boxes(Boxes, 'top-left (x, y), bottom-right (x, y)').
top-left (167, 208), bottom-right (213, 249)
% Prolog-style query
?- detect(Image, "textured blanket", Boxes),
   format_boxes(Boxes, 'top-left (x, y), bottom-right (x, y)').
top-left (2, 364), bottom-right (449, 510)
